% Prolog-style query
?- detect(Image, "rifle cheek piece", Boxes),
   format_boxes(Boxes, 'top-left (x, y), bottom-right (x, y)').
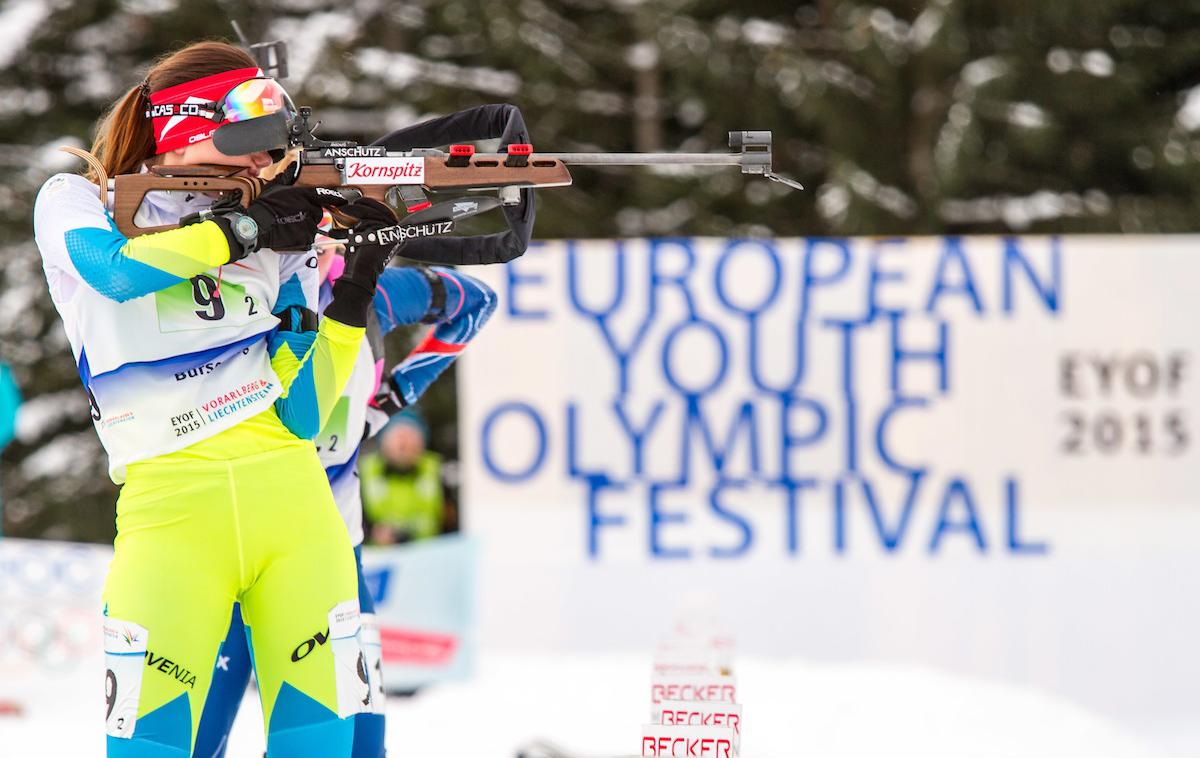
top-left (212, 110), bottom-right (291, 160)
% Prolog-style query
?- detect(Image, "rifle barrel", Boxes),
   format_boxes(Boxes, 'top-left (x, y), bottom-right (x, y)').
top-left (528, 153), bottom-right (748, 167)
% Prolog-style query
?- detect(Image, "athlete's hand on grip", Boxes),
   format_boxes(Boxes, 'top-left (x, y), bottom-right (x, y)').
top-left (324, 198), bottom-right (402, 328)
top-left (340, 198), bottom-right (404, 288)
top-left (243, 185), bottom-right (350, 251)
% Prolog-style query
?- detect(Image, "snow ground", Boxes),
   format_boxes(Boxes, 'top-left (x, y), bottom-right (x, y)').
top-left (0, 650), bottom-right (1186, 758)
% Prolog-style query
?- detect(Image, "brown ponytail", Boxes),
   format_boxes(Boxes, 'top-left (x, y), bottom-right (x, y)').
top-left (87, 41), bottom-right (258, 184)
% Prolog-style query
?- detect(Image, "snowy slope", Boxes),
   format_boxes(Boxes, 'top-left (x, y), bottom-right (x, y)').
top-left (0, 650), bottom-right (1173, 758)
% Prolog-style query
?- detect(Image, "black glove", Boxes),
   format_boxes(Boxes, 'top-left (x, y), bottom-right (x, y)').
top-left (242, 184), bottom-right (350, 252)
top-left (324, 198), bottom-right (403, 328)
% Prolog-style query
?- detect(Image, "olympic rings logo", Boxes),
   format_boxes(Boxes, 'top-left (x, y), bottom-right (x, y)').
top-left (0, 543), bottom-right (107, 598)
top-left (0, 542), bottom-right (107, 672)
top-left (0, 603), bottom-right (99, 671)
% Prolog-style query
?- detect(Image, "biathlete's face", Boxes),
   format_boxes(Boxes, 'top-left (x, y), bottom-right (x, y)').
top-left (147, 70), bottom-right (291, 177)
top-left (158, 138), bottom-right (275, 177)
top-left (382, 424), bottom-right (425, 467)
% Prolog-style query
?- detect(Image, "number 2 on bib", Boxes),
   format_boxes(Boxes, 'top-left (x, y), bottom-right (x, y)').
top-left (155, 273), bottom-right (271, 333)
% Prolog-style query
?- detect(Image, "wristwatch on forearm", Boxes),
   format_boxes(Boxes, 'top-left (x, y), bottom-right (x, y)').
top-left (180, 207), bottom-right (260, 262)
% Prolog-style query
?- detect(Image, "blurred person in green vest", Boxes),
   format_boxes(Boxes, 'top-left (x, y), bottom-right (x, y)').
top-left (361, 409), bottom-right (454, 544)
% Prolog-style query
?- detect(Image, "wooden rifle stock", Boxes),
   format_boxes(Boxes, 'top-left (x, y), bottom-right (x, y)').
top-left (111, 166), bottom-right (267, 237)
top-left (290, 157), bottom-right (570, 195)
top-left (97, 155), bottom-right (570, 238)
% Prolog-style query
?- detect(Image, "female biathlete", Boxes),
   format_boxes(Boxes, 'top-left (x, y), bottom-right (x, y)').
top-left (33, 42), bottom-right (408, 757)
top-left (194, 239), bottom-right (496, 758)
top-left (190, 102), bottom-right (537, 758)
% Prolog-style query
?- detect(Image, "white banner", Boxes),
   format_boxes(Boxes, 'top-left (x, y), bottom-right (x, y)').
top-left (459, 236), bottom-right (1200, 731)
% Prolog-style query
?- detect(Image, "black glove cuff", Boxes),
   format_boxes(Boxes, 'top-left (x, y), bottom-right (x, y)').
top-left (277, 304), bottom-right (319, 333)
top-left (374, 375), bottom-right (407, 416)
top-left (324, 277), bottom-right (374, 328)
top-left (208, 215), bottom-right (249, 263)
top-left (419, 267), bottom-right (447, 324)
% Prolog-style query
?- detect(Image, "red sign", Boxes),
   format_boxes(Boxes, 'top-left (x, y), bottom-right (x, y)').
top-left (379, 627), bottom-right (458, 666)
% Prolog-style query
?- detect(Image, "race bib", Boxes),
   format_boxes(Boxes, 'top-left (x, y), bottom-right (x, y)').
top-left (92, 339), bottom-right (282, 482)
top-left (315, 396), bottom-right (351, 457)
top-left (316, 339), bottom-right (375, 467)
top-left (328, 600), bottom-right (368, 718)
top-left (360, 613), bottom-right (387, 715)
top-left (104, 618), bottom-right (148, 739)
top-left (155, 274), bottom-right (273, 333)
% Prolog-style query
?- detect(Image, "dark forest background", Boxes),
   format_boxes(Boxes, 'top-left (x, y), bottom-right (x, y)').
top-left (2, 0), bottom-right (1199, 541)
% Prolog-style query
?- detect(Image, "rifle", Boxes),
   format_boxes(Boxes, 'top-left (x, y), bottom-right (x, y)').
top-left (61, 41), bottom-right (803, 267)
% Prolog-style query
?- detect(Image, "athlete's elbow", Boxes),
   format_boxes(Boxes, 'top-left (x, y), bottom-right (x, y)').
top-left (274, 401), bottom-right (320, 440)
top-left (294, 420), bottom-right (320, 440)
top-left (85, 275), bottom-right (153, 303)
top-left (476, 277), bottom-right (496, 301)
top-left (67, 232), bottom-right (175, 302)
top-left (471, 278), bottom-right (498, 327)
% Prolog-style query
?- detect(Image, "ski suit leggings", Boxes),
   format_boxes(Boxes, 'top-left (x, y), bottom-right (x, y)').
top-left (193, 547), bottom-right (384, 758)
top-left (102, 411), bottom-right (363, 757)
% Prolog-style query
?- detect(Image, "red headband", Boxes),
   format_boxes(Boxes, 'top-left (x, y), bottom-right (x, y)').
top-left (146, 67), bottom-right (263, 154)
